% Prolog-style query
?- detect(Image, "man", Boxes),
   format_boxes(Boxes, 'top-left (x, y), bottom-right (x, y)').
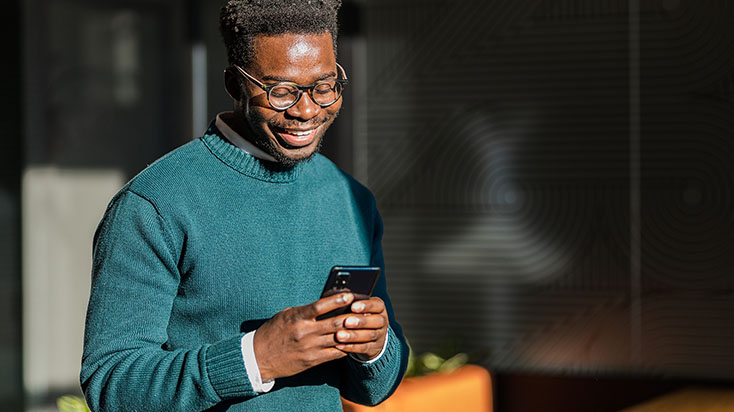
top-left (80, 1), bottom-right (408, 411)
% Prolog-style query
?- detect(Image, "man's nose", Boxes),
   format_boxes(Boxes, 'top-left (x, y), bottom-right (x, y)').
top-left (285, 91), bottom-right (320, 121)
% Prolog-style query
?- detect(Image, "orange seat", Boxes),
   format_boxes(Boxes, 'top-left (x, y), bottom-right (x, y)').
top-left (342, 365), bottom-right (493, 412)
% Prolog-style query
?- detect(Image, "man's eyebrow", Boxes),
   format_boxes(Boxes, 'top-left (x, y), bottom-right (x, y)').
top-left (261, 71), bottom-right (337, 83)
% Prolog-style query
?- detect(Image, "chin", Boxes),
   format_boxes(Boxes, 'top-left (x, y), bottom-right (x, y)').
top-left (269, 135), bottom-right (325, 167)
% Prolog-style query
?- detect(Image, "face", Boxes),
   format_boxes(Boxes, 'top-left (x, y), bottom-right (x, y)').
top-left (231, 32), bottom-right (342, 166)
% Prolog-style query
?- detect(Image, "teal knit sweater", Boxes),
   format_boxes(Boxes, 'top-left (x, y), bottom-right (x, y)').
top-left (81, 126), bottom-right (408, 412)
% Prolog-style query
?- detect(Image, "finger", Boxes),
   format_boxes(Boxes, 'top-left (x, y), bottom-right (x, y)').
top-left (343, 314), bottom-right (387, 330)
top-left (313, 313), bottom-right (355, 335)
top-left (301, 293), bottom-right (354, 319)
top-left (311, 332), bottom-right (347, 348)
top-left (335, 329), bottom-right (382, 344)
top-left (304, 347), bottom-right (349, 367)
top-left (350, 297), bottom-right (385, 314)
top-left (322, 347), bottom-right (349, 361)
top-left (335, 342), bottom-right (380, 355)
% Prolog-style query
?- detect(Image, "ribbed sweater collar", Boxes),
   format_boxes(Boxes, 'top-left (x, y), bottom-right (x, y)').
top-left (201, 124), bottom-right (305, 183)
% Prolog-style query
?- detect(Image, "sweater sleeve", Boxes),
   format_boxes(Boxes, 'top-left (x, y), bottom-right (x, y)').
top-left (339, 208), bottom-right (410, 406)
top-left (80, 190), bottom-right (258, 412)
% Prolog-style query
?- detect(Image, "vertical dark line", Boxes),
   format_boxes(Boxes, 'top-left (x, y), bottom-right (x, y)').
top-left (629, 0), bottom-right (642, 363)
top-left (1, 0), bottom-right (25, 409)
top-left (185, 0), bottom-right (202, 43)
top-left (18, 2), bottom-right (26, 408)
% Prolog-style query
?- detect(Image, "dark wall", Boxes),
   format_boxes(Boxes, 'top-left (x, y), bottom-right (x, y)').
top-left (0, 1), bottom-right (24, 410)
top-left (364, 0), bottom-right (734, 381)
top-left (24, 0), bottom-right (191, 178)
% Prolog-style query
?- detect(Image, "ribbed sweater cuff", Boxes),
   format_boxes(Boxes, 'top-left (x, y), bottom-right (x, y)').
top-left (346, 326), bottom-right (401, 379)
top-left (206, 334), bottom-right (256, 400)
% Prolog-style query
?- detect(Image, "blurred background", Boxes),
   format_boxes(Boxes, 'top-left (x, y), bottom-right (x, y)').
top-left (2, 0), bottom-right (733, 411)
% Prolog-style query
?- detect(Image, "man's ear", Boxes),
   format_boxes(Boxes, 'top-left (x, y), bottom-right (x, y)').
top-left (224, 68), bottom-right (243, 101)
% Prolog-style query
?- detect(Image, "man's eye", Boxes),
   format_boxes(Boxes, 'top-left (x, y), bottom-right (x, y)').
top-left (270, 87), bottom-right (294, 98)
top-left (314, 83), bottom-right (334, 95)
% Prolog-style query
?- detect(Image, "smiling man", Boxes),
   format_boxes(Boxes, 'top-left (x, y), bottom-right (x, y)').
top-left (226, 32), bottom-right (346, 166)
top-left (225, 31), bottom-right (343, 166)
top-left (80, 1), bottom-right (408, 411)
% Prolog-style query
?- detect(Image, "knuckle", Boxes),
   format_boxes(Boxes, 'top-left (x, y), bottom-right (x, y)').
top-left (284, 310), bottom-right (299, 323)
top-left (328, 348), bottom-right (345, 360)
top-left (301, 351), bottom-right (318, 366)
top-left (292, 328), bottom-right (306, 343)
top-left (310, 301), bottom-right (323, 312)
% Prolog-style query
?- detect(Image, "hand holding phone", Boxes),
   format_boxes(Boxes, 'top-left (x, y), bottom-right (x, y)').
top-left (254, 266), bottom-right (386, 377)
top-left (334, 294), bottom-right (389, 361)
top-left (317, 266), bottom-right (380, 320)
top-left (322, 267), bottom-right (388, 361)
top-left (253, 291), bottom-right (355, 380)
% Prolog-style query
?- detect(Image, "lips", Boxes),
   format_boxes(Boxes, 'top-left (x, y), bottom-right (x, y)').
top-left (270, 125), bottom-right (319, 148)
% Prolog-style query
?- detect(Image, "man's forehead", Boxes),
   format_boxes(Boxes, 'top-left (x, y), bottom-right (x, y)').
top-left (286, 36), bottom-right (316, 61)
top-left (249, 32), bottom-right (336, 77)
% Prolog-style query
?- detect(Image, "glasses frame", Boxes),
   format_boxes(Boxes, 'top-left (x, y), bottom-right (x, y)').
top-left (232, 63), bottom-right (349, 111)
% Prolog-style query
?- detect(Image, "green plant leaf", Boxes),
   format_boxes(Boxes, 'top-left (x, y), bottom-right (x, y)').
top-left (420, 352), bottom-right (445, 371)
top-left (57, 395), bottom-right (90, 412)
top-left (438, 352), bottom-right (469, 372)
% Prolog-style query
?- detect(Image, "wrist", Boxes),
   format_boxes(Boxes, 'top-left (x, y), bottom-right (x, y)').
top-left (252, 329), bottom-right (276, 381)
top-left (242, 331), bottom-right (275, 393)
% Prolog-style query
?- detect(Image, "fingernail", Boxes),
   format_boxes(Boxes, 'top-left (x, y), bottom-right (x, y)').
top-left (345, 317), bottom-right (359, 327)
top-left (337, 293), bottom-right (353, 304)
top-left (352, 302), bottom-right (365, 312)
top-left (337, 331), bottom-right (349, 341)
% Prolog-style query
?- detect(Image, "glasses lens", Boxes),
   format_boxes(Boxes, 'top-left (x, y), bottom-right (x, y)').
top-left (268, 84), bottom-right (299, 109)
top-left (312, 81), bottom-right (342, 106)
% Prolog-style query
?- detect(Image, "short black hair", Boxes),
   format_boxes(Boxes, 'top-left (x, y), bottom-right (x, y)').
top-left (220, 0), bottom-right (341, 68)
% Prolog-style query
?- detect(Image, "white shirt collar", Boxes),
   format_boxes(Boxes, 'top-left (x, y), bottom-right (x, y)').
top-left (215, 112), bottom-right (278, 163)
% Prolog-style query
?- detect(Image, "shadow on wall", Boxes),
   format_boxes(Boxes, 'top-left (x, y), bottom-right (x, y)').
top-left (360, 0), bottom-right (734, 380)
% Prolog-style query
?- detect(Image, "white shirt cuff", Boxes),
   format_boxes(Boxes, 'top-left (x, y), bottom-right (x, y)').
top-left (241, 330), bottom-right (275, 393)
top-left (349, 332), bottom-right (389, 364)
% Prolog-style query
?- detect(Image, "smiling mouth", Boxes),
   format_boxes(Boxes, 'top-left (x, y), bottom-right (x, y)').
top-left (270, 125), bottom-right (319, 148)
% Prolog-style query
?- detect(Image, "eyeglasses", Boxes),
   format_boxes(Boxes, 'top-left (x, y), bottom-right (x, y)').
top-left (232, 63), bottom-right (349, 111)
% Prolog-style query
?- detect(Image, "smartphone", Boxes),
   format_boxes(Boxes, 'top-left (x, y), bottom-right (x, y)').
top-left (316, 266), bottom-right (381, 320)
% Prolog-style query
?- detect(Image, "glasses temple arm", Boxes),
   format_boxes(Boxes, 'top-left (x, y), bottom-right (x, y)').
top-left (336, 63), bottom-right (348, 81)
top-left (233, 65), bottom-right (268, 91)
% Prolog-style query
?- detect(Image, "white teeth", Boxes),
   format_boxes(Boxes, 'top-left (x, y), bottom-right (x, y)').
top-left (287, 130), bottom-right (311, 136)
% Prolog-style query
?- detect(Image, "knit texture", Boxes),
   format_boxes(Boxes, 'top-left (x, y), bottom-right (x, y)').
top-left (81, 125), bottom-right (409, 412)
